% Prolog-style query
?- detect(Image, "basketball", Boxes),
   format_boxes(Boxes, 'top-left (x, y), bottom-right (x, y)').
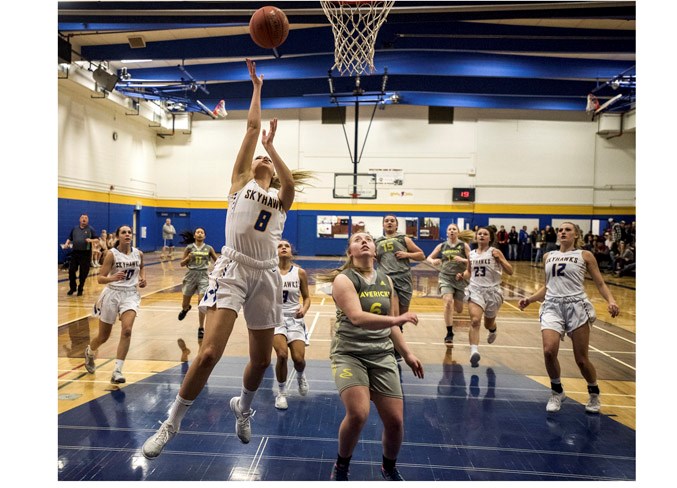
top-left (249, 6), bottom-right (289, 49)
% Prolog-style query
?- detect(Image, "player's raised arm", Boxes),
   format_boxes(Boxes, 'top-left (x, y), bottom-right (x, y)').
top-left (230, 59), bottom-right (263, 194)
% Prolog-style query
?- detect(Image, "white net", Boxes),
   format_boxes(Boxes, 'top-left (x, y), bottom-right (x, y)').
top-left (212, 100), bottom-right (228, 118)
top-left (321, 0), bottom-right (395, 76)
top-left (585, 93), bottom-right (599, 113)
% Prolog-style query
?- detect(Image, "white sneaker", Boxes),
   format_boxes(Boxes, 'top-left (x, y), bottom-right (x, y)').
top-left (487, 329), bottom-right (497, 344)
top-left (298, 376), bottom-right (309, 396)
top-left (142, 421), bottom-right (178, 459)
top-left (84, 346), bottom-right (96, 374)
top-left (470, 351), bottom-right (481, 366)
top-left (230, 396), bottom-right (254, 444)
top-left (546, 391), bottom-right (566, 412)
top-left (585, 393), bottom-right (601, 414)
top-left (275, 394), bottom-right (288, 410)
top-left (111, 370), bottom-right (126, 384)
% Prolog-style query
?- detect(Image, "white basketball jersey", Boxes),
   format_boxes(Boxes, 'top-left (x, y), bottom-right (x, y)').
top-left (107, 247), bottom-right (141, 290)
top-left (225, 179), bottom-right (286, 262)
top-left (469, 247), bottom-right (503, 287)
top-left (281, 265), bottom-right (301, 316)
top-left (544, 249), bottom-right (587, 298)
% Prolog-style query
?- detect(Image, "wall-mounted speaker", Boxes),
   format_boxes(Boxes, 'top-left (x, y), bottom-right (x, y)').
top-left (58, 36), bottom-right (72, 64)
top-left (428, 106), bottom-right (454, 124)
top-left (322, 106), bottom-right (346, 124)
top-left (92, 68), bottom-right (119, 92)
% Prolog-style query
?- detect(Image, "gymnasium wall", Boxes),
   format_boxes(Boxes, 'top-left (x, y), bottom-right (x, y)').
top-left (58, 87), bottom-right (635, 260)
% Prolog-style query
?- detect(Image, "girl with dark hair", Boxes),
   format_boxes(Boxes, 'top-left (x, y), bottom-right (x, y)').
top-left (375, 214), bottom-right (425, 317)
top-left (273, 239), bottom-right (312, 410)
top-left (85, 225), bottom-right (147, 383)
top-left (177, 227), bottom-right (218, 341)
top-left (375, 214), bottom-right (425, 374)
top-left (462, 226), bottom-right (513, 366)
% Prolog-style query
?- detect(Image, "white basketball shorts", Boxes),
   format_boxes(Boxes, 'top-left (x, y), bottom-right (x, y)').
top-left (539, 296), bottom-right (596, 339)
top-left (93, 287), bottom-right (140, 324)
top-left (274, 315), bottom-right (308, 344)
top-left (199, 252), bottom-right (283, 330)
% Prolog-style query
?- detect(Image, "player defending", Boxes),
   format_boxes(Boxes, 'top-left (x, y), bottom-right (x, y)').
top-left (273, 239), bottom-right (312, 409)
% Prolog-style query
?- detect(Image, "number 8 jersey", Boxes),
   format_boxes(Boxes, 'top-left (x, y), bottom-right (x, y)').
top-left (544, 249), bottom-right (587, 299)
top-left (226, 179), bottom-right (286, 261)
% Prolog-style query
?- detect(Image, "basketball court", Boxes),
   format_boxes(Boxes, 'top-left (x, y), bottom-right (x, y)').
top-left (53, 1), bottom-right (641, 483)
top-left (57, 251), bottom-right (636, 482)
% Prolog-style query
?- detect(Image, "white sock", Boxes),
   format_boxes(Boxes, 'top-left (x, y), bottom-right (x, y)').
top-left (470, 345), bottom-right (479, 354)
top-left (239, 386), bottom-right (256, 412)
top-left (278, 382), bottom-right (287, 394)
top-left (167, 394), bottom-right (194, 428)
top-left (297, 371), bottom-right (306, 380)
top-left (115, 359), bottom-right (124, 372)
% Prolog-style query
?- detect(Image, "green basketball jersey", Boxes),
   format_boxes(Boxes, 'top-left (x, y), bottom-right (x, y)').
top-left (439, 241), bottom-right (467, 277)
top-left (186, 243), bottom-right (214, 271)
top-left (331, 268), bottom-right (394, 356)
top-left (375, 234), bottom-right (410, 275)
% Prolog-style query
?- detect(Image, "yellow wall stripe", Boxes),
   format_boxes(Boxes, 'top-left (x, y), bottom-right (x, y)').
top-left (58, 186), bottom-right (635, 216)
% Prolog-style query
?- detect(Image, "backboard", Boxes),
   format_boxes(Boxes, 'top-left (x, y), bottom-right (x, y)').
top-left (333, 173), bottom-right (377, 199)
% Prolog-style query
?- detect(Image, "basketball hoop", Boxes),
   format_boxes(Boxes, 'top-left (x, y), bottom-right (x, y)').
top-left (212, 99), bottom-right (228, 118)
top-left (321, 0), bottom-right (395, 76)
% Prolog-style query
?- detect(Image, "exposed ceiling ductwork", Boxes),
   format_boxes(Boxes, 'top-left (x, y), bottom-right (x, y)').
top-left (58, 1), bottom-right (636, 117)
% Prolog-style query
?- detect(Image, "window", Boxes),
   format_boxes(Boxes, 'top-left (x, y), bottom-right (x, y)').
top-left (418, 217), bottom-right (440, 240)
top-left (317, 215), bottom-right (349, 238)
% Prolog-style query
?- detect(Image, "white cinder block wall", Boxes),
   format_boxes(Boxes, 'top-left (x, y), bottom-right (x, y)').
top-left (59, 88), bottom-right (635, 208)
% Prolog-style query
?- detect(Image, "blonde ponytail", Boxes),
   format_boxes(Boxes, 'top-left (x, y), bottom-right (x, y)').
top-left (271, 170), bottom-right (316, 191)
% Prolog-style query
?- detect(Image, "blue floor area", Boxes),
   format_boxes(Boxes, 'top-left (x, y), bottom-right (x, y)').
top-left (58, 357), bottom-right (635, 481)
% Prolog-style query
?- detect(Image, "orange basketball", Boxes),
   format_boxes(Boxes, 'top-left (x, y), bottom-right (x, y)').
top-left (249, 6), bottom-right (289, 49)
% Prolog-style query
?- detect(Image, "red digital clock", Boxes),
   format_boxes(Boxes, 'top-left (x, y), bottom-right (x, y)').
top-left (452, 187), bottom-right (475, 202)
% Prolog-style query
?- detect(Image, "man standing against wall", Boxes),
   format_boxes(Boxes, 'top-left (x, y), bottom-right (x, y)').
top-left (162, 218), bottom-right (177, 260)
top-left (63, 214), bottom-right (98, 296)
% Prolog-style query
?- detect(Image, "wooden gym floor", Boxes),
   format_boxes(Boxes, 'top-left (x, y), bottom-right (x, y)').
top-left (57, 251), bottom-right (636, 481)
